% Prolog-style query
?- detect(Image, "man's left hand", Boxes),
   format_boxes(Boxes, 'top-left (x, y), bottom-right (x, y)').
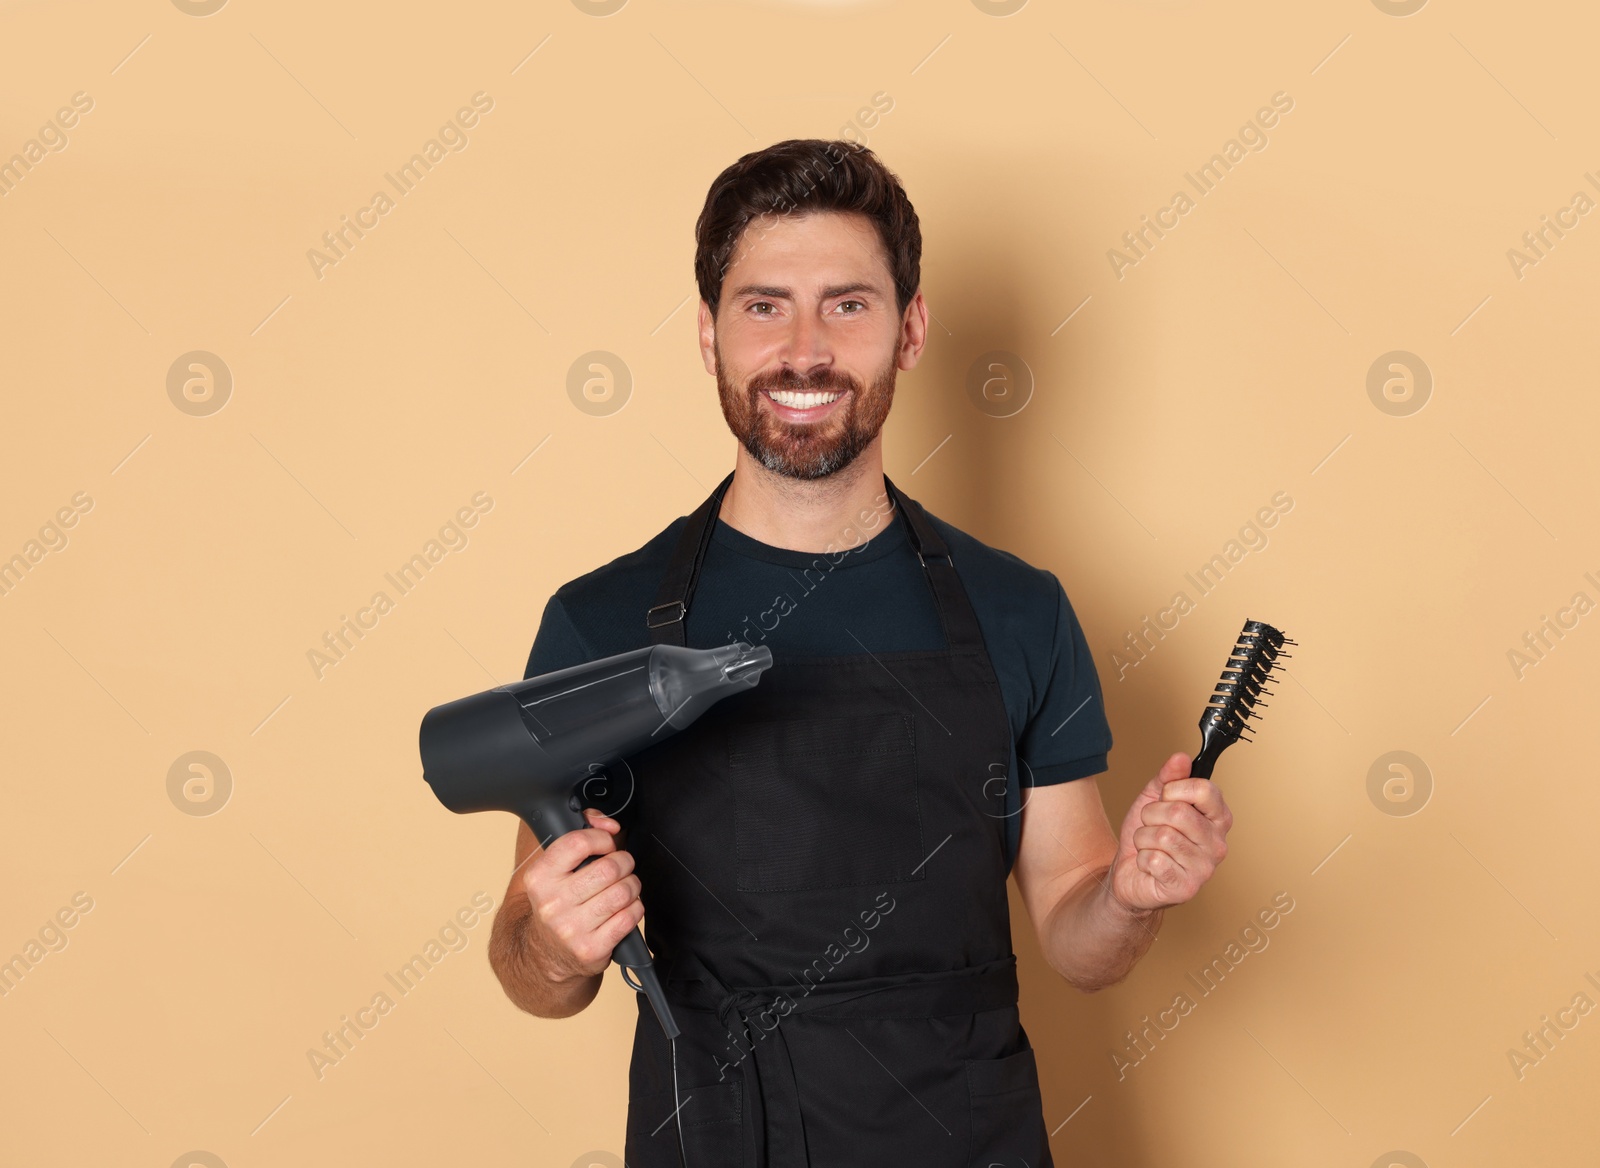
top-left (1108, 752), bottom-right (1232, 915)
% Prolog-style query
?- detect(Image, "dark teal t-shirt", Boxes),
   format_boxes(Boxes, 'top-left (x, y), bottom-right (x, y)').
top-left (524, 497), bottom-right (1113, 868)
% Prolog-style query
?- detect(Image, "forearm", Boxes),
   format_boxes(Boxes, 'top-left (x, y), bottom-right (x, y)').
top-left (1039, 866), bottom-right (1164, 992)
top-left (488, 893), bottom-right (603, 1018)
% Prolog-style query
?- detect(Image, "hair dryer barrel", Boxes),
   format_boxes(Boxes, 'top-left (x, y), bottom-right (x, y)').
top-left (419, 642), bottom-right (773, 819)
top-left (419, 686), bottom-right (544, 816)
top-left (504, 641), bottom-right (771, 764)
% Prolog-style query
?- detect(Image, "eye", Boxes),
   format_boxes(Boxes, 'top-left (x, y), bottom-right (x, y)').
top-left (836, 300), bottom-right (865, 315)
top-left (750, 301), bottom-right (777, 316)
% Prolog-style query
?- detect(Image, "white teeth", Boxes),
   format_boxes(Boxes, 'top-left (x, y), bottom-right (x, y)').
top-left (768, 389), bottom-right (842, 408)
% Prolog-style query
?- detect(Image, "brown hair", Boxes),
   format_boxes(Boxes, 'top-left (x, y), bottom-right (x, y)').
top-left (694, 138), bottom-right (921, 320)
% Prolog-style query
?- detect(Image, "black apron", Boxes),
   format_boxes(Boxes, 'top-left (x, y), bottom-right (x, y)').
top-left (619, 471), bottom-right (1052, 1168)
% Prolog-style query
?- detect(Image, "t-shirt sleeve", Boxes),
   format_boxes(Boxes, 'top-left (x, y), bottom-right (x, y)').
top-left (523, 593), bottom-right (598, 680)
top-left (1017, 574), bottom-right (1113, 786)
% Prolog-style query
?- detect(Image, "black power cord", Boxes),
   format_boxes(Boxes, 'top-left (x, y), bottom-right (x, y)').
top-left (624, 963), bottom-right (689, 1167)
top-left (670, 1034), bottom-right (689, 1168)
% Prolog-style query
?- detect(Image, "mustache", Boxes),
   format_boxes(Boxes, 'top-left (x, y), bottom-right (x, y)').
top-left (747, 368), bottom-right (858, 395)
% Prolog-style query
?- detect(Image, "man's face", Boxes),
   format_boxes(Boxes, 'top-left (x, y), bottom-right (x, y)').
top-left (702, 211), bottom-right (921, 481)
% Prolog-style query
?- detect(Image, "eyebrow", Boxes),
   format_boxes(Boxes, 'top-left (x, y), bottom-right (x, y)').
top-left (727, 282), bottom-right (881, 301)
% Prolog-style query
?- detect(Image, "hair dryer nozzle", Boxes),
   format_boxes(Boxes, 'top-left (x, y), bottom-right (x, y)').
top-left (721, 642), bottom-right (773, 684)
top-left (651, 641), bottom-right (772, 730)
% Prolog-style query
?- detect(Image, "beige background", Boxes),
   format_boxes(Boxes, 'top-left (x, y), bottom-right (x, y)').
top-left (2, 0), bottom-right (1596, 1165)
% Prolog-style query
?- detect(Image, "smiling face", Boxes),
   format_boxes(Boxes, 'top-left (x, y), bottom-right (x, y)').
top-left (702, 210), bottom-right (924, 481)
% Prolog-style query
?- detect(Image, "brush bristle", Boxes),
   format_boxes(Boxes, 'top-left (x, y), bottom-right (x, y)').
top-left (1201, 619), bottom-right (1296, 749)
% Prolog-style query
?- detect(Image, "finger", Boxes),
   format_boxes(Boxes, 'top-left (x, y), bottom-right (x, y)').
top-left (582, 874), bottom-right (642, 925)
top-left (535, 826), bottom-right (618, 877)
top-left (1159, 752), bottom-right (1192, 783)
top-left (1140, 799), bottom-right (1211, 840)
top-left (1159, 778), bottom-right (1230, 822)
top-left (1141, 807), bottom-right (1226, 864)
top-left (583, 807), bottom-right (622, 834)
top-left (1135, 846), bottom-right (1187, 886)
top-left (593, 898), bottom-right (648, 954)
top-left (568, 849), bottom-right (637, 904)
top-left (1132, 823), bottom-right (1200, 862)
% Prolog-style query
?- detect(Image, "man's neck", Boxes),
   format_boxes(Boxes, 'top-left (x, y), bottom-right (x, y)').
top-left (717, 441), bottom-right (893, 554)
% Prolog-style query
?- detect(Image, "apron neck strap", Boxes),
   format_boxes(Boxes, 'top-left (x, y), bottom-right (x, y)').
top-left (645, 470), bottom-right (988, 655)
top-left (881, 474), bottom-right (987, 656)
top-left (645, 471), bottom-right (734, 647)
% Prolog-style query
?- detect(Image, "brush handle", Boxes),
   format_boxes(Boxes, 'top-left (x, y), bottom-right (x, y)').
top-left (1190, 715), bottom-right (1232, 780)
top-left (524, 798), bottom-right (681, 1040)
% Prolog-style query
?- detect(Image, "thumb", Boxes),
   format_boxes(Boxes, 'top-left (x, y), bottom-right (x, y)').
top-left (1134, 754), bottom-right (1188, 802)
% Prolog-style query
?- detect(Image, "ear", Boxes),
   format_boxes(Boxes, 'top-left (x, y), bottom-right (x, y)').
top-left (697, 300), bottom-right (717, 376)
top-left (897, 289), bottom-right (929, 372)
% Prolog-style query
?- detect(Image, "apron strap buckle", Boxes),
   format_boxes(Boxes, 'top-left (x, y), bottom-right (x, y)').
top-left (646, 599), bottom-right (686, 629)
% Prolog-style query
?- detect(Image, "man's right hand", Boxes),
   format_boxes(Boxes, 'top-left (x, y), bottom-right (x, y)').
top-left (515, 807), bottom-right (645, 984)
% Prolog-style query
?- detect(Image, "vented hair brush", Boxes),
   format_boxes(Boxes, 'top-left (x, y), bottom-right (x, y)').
top-left (1191, 619), bottom-right (1296, 779)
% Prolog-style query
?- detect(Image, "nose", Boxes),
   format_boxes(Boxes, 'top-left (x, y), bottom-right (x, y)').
top-left (778, 309), bottom-right (833, 386)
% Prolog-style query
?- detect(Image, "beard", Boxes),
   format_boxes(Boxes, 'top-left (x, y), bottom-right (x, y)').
top-left (715, 341), bottom-right (898, 481)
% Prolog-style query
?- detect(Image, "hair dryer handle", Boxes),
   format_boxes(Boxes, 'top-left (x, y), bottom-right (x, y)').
top-left (613, 926), bottom-right (680, 1041)
top-left (522, 798), bottom-right (588, 850)
top-left (518, 799), bottom-right (681, 1041)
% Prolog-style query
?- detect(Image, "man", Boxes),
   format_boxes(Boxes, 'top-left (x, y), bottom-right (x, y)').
top-left (488, 139), bottom-right (1231, 1167)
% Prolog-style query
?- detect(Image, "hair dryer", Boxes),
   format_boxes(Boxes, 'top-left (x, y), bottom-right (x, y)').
top-left (418, 641), bottom-right (773, 1040)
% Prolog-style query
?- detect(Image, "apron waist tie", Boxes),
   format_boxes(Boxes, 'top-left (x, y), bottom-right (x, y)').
top-left (665, 953), bottom-right (1020, 1168)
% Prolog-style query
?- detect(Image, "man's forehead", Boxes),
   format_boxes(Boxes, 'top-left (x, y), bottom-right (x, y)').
top-left (726, 210), bottom-right (890, 285)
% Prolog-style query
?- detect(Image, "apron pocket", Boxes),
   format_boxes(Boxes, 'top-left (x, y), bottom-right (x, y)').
top-left (728, 713), bottom-right (924, 892)
top-left (965, 1046), bottom-right (1049, 1165)
top-left (625, 1078), bottom-right (743, 1167)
